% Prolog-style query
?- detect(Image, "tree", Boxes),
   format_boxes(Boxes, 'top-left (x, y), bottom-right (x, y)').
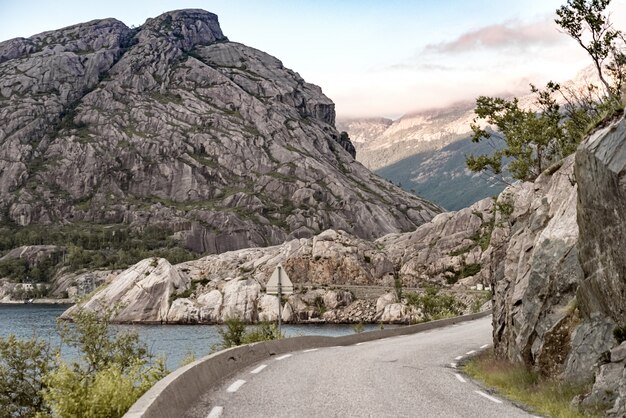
top-left (0, 335), bottom-right (57, 417)
top-left (555, 0), bottom-right (623, 97)
top-left (467, 83), bottom-right (565, 182)
top-left (467, 0), bottom-right (625, 183)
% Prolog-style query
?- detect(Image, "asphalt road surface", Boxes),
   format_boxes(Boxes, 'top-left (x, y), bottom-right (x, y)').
top-left (187, 316), bottom-right (535, 418)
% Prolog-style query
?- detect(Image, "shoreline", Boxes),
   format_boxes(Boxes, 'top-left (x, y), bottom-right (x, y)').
top-left (0, 298), bottom-right (74, 305)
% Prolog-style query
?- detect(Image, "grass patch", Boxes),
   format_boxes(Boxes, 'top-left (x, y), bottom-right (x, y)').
top-left (464, 350), bottom-right (602, 418)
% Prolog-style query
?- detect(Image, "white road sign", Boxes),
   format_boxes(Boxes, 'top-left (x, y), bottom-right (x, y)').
top-left (266, 264), bottom-right (294, 295)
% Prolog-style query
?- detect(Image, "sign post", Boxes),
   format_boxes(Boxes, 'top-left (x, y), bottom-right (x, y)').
top-left (266, 264), bottom-right (293, 335)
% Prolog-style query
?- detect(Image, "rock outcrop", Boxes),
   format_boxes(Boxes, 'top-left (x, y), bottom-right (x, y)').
top-left (490, 156), bottom-right (583, 376)
top-left (67, 195), bottom-right (496, 324)
top-left (490, 112), bottom-right (626, 413)
top-left (62, 258), bottom-right (187, 323)
top-left (0, 9), bottom-right (440, 254)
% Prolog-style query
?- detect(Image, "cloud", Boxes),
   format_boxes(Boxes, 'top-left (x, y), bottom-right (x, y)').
top-left (424, 18), bottom-right (565, 54)
top-left (386, 62), bottom-right (454, 71)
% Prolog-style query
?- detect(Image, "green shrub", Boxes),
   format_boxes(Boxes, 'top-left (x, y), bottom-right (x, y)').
top-left (0, 308), bottom-right (167, 418)
top-left (0, 335), bottom-right (57, 417)
top-left (353, 322), bottom-right (365, 334)
top-left (242, 322), bottom-right (283, 344)
top-left (216, 317), bottom-right (247, 349)
top-left (614, 325), bottom-right (626, 344)
top-left (215, 318), bottom-right (283, 350)
top-left (43, 360), bottom-right (166, 418)
top-left (405, 287), bottom-right (466, 321)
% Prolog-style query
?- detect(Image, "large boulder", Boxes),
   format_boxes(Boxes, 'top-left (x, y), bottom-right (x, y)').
top-left (220, 278), bottom-right (260, 322)
top-left (62, 257), bottom-right (187, 323)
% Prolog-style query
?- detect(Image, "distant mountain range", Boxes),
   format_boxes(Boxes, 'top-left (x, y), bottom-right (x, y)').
top-left (337, 66), bottom-right (600, 210)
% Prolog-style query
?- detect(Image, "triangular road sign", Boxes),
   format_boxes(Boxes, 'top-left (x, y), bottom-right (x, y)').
top-left (266, 264), bottom-right (294, 295)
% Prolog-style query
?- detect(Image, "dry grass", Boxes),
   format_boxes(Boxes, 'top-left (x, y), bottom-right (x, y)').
top-left (464, 350), bottom-right (603, 418)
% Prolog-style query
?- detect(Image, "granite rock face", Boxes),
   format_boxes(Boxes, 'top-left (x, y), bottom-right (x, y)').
top-left (67, 195), bottom-right (496, 324)
top-left (490, 114), bottom-right (626, 414)
top-left (490, 156), bottom-right (583, 377)
top-left (61, 257), bottom-right (187, 323)
top-left (575, 116), bottom-right (626, 328)
top-left (0, 9), bottom-right (440, 254)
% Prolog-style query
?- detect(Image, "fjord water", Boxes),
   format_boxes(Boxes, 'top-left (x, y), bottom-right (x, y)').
top-left (1, 304), bottom-right (382, 369)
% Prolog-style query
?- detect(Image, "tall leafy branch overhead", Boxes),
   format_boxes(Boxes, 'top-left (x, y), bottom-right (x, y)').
top-left (467, 0), bottom-right (625, 183)
top-left (555, 0), bottom-right (625, 98)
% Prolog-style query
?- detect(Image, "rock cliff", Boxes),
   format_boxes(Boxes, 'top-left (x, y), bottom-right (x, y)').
top-left (0, 9), bottom-right (440, 254)
top-left (490, 112), bottom-right (626, 416)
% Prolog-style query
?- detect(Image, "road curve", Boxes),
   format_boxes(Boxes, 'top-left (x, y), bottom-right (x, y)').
top-left (186, 316), bottom-right (533, 418)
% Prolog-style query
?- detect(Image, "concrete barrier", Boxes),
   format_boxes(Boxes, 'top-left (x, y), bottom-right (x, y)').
top-left (124, 310), bottom-right (491, 418)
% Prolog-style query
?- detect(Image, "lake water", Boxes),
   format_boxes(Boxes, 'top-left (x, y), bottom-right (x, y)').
top-left (0, 304), bottom-right (385, 370)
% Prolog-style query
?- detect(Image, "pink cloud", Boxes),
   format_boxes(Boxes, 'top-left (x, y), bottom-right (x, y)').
top-left (425, 18), bottom-right (565, 53)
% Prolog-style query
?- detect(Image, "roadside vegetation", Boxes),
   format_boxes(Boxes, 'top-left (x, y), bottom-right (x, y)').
top-left (465, 350), bottom-right (602, 418)
top-left (0, 308), bottom-right (167, 418)
top-left (404, 287), bottom-right (466, 321)
top-left (213, 318), bottom-right (284, 351)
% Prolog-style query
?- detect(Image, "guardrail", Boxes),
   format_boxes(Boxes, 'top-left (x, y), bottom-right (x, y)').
top-left (124, 310), bottom-right (491, 418)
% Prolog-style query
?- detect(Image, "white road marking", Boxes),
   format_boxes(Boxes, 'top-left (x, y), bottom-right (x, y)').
top-left (356, 342), bottom-right (366, 346)
top-left (450, 362), bottom-right (457, 368)
top-left (480, 344), bottom-right (489, 349)
top-left (275, 354), bottom-right (292, 360)
top-left (475, 390), bottom-right (503, 404)
top-left (250, 364), bottom-right (267, 374)
top-left (303, 348), bottom-right (318, 353)
top-left (455, 373), bottom-right (466, 383)
top-left (207, 406), bottom-right (223, 418)
top-left (455, 355), bottom-right (464, 360)
top-left (226, 380), bottom-right (246, 393)
top-left (466, 350), bottom-right (477, 355)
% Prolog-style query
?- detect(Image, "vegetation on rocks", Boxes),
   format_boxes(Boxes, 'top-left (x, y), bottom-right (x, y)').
top-left (467, 0), bottom-right (625, 182)
top-left (404, 287), bottom-right (465, 321)
top-left (0, 309), bottom-right (167, 418)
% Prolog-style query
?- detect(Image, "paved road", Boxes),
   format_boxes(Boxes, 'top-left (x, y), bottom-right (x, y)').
top-left (187, 316), bottom-right (534, 418)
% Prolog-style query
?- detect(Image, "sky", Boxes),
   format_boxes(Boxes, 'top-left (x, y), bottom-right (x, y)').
top-left (1, 0), bottom-right (625, 119)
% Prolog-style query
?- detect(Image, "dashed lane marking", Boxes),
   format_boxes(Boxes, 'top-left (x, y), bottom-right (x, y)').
top-left (466, 350), bottom-right (476, 355)
top-left (450, 362), bottom-right (457, 368)
top-left (302, 348), bottom-right (318, 353)
top-left (207, 406), bottom-right (223, 418)
top-left (455, 373), bottom-right (467, 383)
top-left (480, 344), bottom-right (489, 349)
top-left (226, 380), bottom-right (246, 393)
top-left (275, 354), bottom-right (292, 360)
top-left (475, 390), bottom-right (503, 404)
top-left (455, 355), bottom-right (464, 360)
top-left (250, 364), bottom-right (267, 374)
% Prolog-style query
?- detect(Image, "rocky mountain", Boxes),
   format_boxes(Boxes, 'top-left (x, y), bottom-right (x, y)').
top-left (338, 66), bottom-right (602, 210)
top-left (0, 10), bottom-right (440, 255)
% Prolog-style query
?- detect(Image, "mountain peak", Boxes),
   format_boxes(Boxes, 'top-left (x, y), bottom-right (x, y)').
top-left (140, 9), bottom-right (227, 51)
